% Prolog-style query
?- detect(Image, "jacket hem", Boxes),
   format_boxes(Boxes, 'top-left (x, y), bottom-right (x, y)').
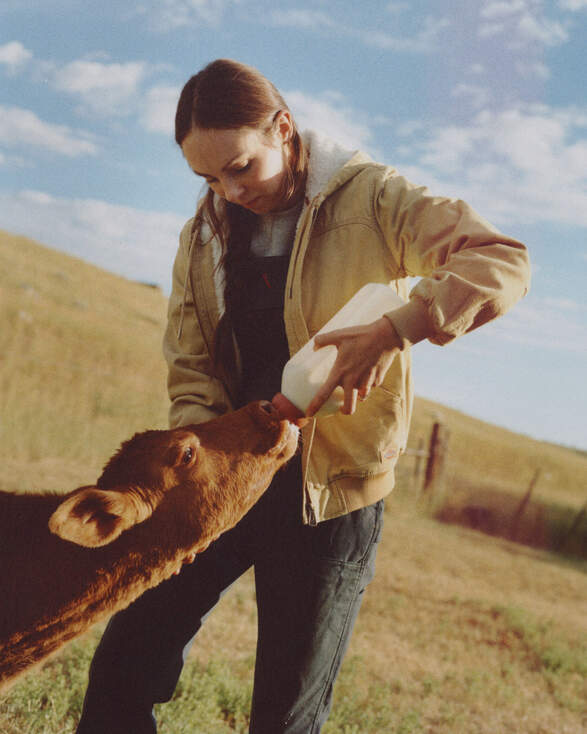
top-left (305, 469), bottom-right (396, 524)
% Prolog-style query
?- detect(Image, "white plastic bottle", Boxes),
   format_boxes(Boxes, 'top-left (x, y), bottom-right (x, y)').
top-left (272, 283), bottom-right (405, 420)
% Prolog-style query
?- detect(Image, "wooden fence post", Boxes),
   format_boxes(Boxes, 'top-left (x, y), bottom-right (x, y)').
top-left (422, 421), bottom-right (450, 508)
top-left (413, 437), bottom-right (425, 485)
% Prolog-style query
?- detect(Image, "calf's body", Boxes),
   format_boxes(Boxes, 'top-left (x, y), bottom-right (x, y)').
top-left (0, 401), bottom-right (297, 692)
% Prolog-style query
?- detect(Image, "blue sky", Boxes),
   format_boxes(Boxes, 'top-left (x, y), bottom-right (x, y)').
top-left (1, 0), bottom-right (586, 449)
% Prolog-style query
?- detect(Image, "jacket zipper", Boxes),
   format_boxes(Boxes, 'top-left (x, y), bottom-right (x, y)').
top-left (288, 200), bottom-right (320, 526)
top-left (301, 419), bottom-right (318, 526)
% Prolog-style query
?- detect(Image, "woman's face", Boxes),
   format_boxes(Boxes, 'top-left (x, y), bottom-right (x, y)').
top-left (181, 112), bottom-right (293, 215)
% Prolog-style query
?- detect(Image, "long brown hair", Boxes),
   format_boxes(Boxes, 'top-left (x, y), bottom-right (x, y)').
top-left (175, 59), bottom-right (307, 394)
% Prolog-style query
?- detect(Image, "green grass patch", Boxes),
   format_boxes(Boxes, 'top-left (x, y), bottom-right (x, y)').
top-left (156, 659), bottom-right (253, 734)
top-left (0, 633), bottom-right (98, 734)
top-left (491, 604), bottom-right (587, 715)
top-left (1, 634), bottom-right (255, 734)
top-left (495, 604), bottom-right (587, 677)
top-left (2, 643), bottom-right (415, 733)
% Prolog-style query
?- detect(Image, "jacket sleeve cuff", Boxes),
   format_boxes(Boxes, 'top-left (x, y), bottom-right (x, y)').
top-left (384, 298), bottom-right (431, 350)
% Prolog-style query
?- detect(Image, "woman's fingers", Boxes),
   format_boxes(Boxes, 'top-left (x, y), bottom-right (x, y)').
top-left (313, 327), bottom-right (358, 349)
top-left (306, 372), bottom-right (341, 416)
top-left (306, 361), bottom-right (373, 417)
top-left (306, 318), bottom-right (402, 417)
top-left (343, 386), bottom-right (358, 415)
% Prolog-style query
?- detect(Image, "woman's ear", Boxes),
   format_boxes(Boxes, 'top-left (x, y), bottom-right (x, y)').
top-left (274, 109), bottom-right (294, 145)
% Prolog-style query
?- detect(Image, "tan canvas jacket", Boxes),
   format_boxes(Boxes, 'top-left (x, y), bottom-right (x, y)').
top-left (163, 131), bottom-right (531, 524)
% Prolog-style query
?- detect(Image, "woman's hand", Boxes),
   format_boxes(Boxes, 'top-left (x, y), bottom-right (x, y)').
top-left (306, 317), bottom-right (403, 417)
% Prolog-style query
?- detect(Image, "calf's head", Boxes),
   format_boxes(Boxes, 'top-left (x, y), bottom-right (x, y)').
top-left (49, 400), bottom-right (298, 548)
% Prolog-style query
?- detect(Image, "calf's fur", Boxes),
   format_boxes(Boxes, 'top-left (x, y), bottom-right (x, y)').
top-left (0, 401), bottom-right (297, 692)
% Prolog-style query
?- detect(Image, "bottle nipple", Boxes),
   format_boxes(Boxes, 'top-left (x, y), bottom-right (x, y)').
top-left (271, 392), bottom-right (306, 424)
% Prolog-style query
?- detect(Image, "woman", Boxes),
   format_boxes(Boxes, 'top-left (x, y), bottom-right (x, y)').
top-left (76, 59), bottom-right (530, 733)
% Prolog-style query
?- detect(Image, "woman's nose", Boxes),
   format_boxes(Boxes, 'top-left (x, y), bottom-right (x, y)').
top-left (223, 180), bottom-right (247, 205)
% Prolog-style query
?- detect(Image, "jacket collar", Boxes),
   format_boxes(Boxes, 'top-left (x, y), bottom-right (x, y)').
top-left (197, 129), bottom-right (371, 243)
top-left (302, 129), bottom-right (372, 205)
top-left (177, 131), bottom-right (372, 337)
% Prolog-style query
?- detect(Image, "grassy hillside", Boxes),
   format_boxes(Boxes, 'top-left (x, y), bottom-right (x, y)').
top-left (1, 230), bottom-right (586, 733)
top-left (0, 229), bottom-right (169, 491)
top-left (405, 397), bottom-right (587, 558)
top-left (3, 228), bottom-right (586, 504)
top-left (408, 396), bottom-right (587, 511)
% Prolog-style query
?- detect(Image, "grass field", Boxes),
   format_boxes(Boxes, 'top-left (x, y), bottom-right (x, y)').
top-left (1, 230), bottom-right (586, 733)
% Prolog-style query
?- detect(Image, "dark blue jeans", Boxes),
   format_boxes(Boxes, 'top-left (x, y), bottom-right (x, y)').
top-left (76, 457), bottom-right (383, 734)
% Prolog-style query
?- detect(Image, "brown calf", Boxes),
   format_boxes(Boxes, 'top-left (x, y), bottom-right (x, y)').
top-left (0, 400), bottom-right (298, 692)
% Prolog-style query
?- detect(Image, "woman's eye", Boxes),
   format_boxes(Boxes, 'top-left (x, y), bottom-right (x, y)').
top-left (182, 447), bottom-right (194, 464)
top-left (235, 161), bottom-right (251, 174)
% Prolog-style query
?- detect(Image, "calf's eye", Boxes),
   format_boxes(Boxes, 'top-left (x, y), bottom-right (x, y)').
top-left (182, 447), bottom-right (194, 464)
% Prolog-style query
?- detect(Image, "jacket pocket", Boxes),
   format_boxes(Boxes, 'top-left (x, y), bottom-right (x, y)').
top-left (310, 385), bottom-right (407, 485)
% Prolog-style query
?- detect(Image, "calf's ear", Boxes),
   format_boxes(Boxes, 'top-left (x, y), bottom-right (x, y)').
top-left (49, 487), bottom-right (153, 547)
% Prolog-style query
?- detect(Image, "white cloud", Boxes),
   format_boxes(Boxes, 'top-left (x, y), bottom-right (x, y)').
top-left (451, 83), bottom-right (491, 110)
top-left (396, 119), bottom-right (427, 137)
top-left (481, 1), bottom-right (528, 20)
top-left (0, 41), bottom-right (32, 73)
top-left (0, 190), bottom-right (185, 290)
top-left (417, 125), bottom-right (481, 173)
top-left (142, 85), bottom-right (180, 135)
top-left (269, 9), bottom-right (334, 29)
top-left (558, 0), bottom-right (587, 9)
top-left (396, 104), bottom-right (587, 230)
top-left (487, 107), bottom-right (587, 181)
top-left (360, 16), bottom-right (451, 52)
top-left (268, 10), bottom-right (450, 53)
top-left (52, 60), bottom-right (148, 116)
top-left (479, 1), bottom-right (570, 47)
top-left (488, 299), bottom-right (587, 354)
top-left (515, 60), bottom-right (551, 79)
top-left (0, 105), bottom-right (97, 157)
top-left (134, 0), bottom-right (240, 30)
top-left (440, 292), bottom-right (587, 356)
top-left (285, 90), bottom-right (375, 152)
top-left (1, 45), bottom-right (174, 128)
top-left (478, 21), bottom-right (505, 38)
top-left (543, 296), bottom-right (582, 311)
top-left (516, 11), bottom-right (569, 46)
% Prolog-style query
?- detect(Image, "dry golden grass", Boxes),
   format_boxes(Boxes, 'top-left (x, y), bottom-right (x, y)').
top-left (409, 397), bottom-right (587, 511)
top-left (1, 230), bottom-right (586, 732)
top-left (0, 229), bottom-right (169, 481)
top-left (172, 491), bottom-right (587, 733)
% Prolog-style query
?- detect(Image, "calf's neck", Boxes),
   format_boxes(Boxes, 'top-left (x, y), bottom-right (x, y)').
top-left (0, 400), bottom-right (297, 692)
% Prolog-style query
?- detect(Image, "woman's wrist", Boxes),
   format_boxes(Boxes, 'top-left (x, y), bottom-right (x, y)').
top-left (378, 316), bottom-right (403, 352)
top-left (383, 300), bottom-right (430, 350)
